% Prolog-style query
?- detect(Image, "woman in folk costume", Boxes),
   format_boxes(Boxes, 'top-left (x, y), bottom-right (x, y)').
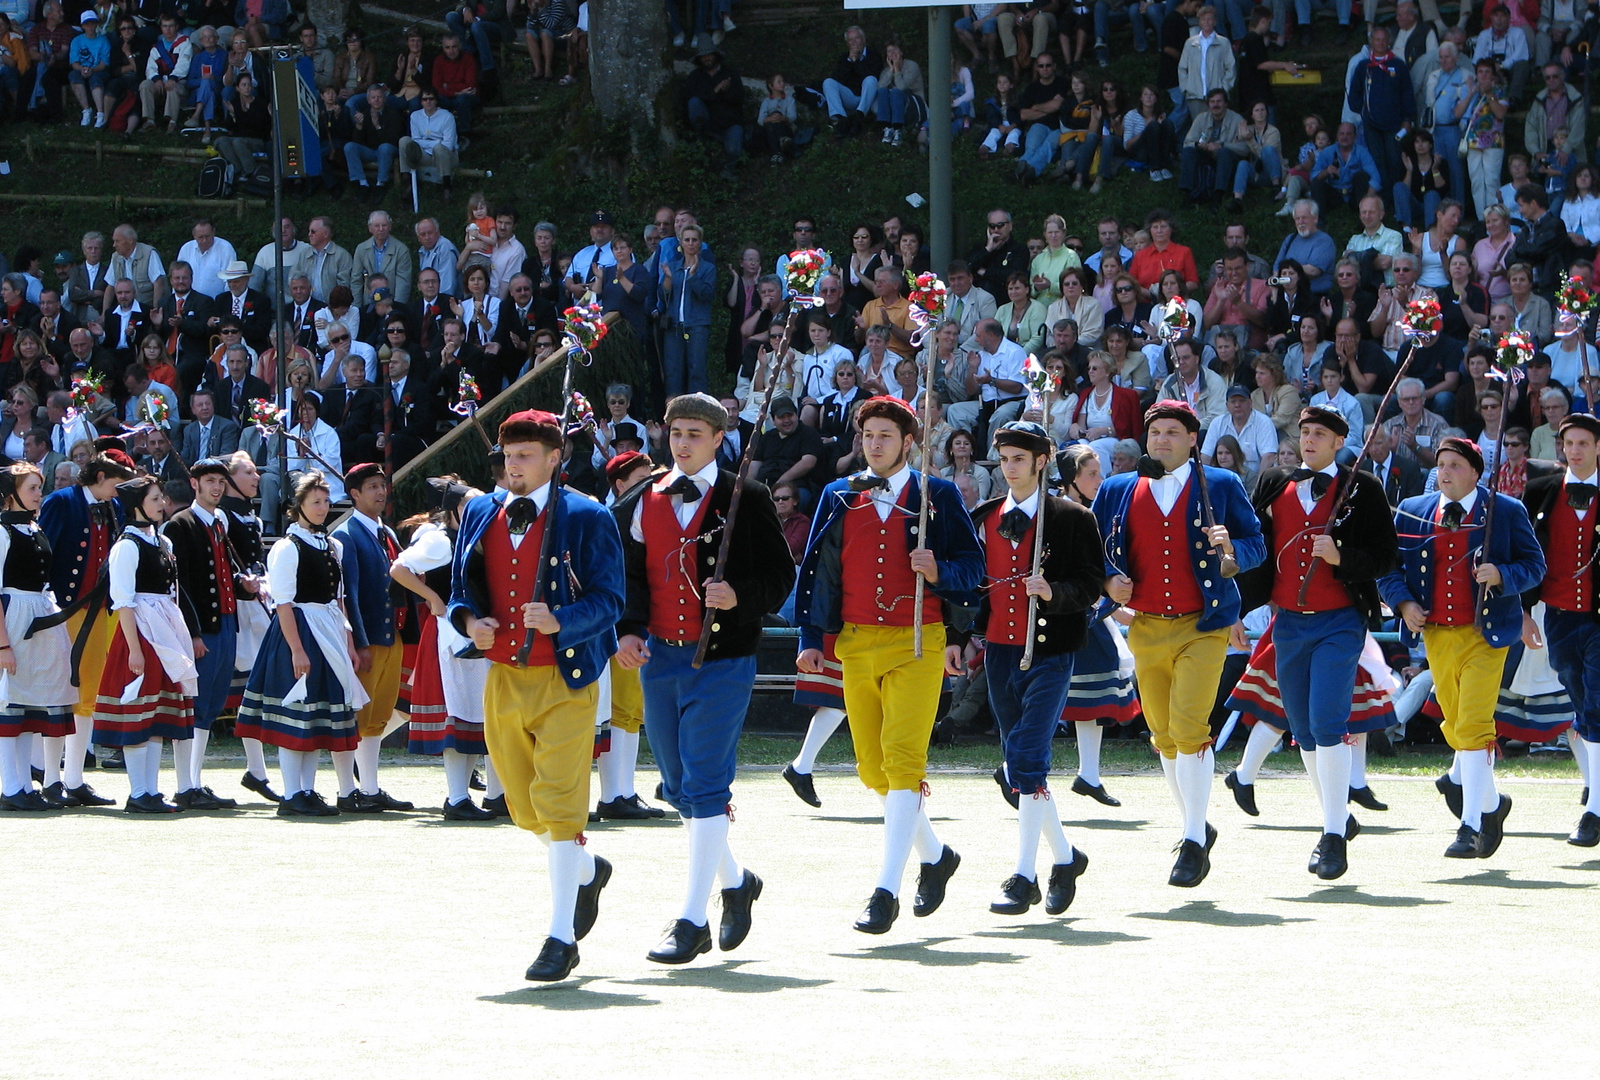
top-left (91, 476), bottom-right (198, 815)
top-left (391, 476), bottom-right (504, 821)
top-left (0, 464), bottom-right (81, 811)
top-left (221, 450), bottom-right (280, 802)
top-left (234, 472), bottom-right (370, 818)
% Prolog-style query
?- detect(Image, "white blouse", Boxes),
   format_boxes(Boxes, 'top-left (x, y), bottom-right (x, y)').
top-left (109, 526), bottom-right (174, 609)
top-left (460, 295), bottom-right (502, 347)
top-left (266, 524), bottom-right (346, 606)
top-left (1562, 194), bottom-right (1600, 245)
top-left (394, 521), bottom-right (452, 575)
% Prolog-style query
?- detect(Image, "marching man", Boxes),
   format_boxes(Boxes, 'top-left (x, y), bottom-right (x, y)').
top-left (1379, 437), bottom-right (1543, 859)
top-left (449, 410), bottom-right (626, 983)
top-left (795, 396), bottom-right (984, 934)
top-left (1091, 401), bottom-right (1264, 887)
top-left (967, 420), bottom-right (1104, 915)
top-left (1234, 406), bottom-right (1398, 879)
top-left (614, 393), bottom-right (794, 965)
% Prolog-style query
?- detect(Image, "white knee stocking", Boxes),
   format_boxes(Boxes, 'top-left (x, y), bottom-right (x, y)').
top-left (1040, 791), bottom-right (1075, 863)
top-left (171, 738), bottom-right (195, 792)
top-left (913, 797), bottom-right (943, 863)
top-left (1160, 752), bottom-right (1181, 809)
top-left (483, 755), bottom-right (504, 799)
top-left (1349, 732), bottom-right (1369, 789)
top-left (145, 738), bottom-right (163, 795)
top-left (680, 814), bottom-right (730, 926)
top-left (547, 839), bottom-right (593, 944)
top-left (1174, 749), bottom-right (1213, 845)
top-left (1586, 742), bottom-right (1600, 816)
top-left (355, 735), bottom-right (382, 795)
top-left (1448, 750), bottom-right (1463, 785)
top-left (794, 708), bottom-right (847, 774)
top-left (875, 788), bottom-right (922, 897)
top-left (1574, 732), bottom-right (1593, 788)
top-left (278, 748), bottom-right (306, 796)
top-left (190, 727), bottom-right (211, 788)
top-left (1300, 747), bottom-right (1323, 804)
top-left (1314, 741), bottom-right (1352, 836)
top-left (1458, 748), bottom-right (1496, 830)
top-left (62, 716), bottom-right (91, 788)
top-left (0, 735), bottom-right (20, 795)
top-left (717, 827), bottom-right (744, 889)
top-left (1015, 792), bottom-right (1049, 880)
top-left (1236, 723), bottom-right (1282, 785)
top-left (612, 728), bottom-right (641, 799)
top-left (242, 736), bottom-right (269, 781)
top-left (1074, 721), bottom-right (1103, 785)
top-left (123, 743), bottom-right (150, 797)
top-left (332, 749), bottom-right (358, 797)
top-left (26, 729), bottom-right (42, 771)
top-left (39, 734), bottom-right (62, 788)
top-left (596, 738), bottom-right (623, 804)
top-left (442, 748), bottom-right (473, 804)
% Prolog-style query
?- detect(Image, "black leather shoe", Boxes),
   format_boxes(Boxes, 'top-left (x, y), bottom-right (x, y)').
top-left (443, 797), bottom-right (494, 821)
top-left (40, 782), bottom-right (71, 807)
top-left (1476, 794), bottom-right (1512, 858)
top-left (1071, 775), bottom-right (1121, 807)
top-left (1224, 770), bottom-right (1259, 817)
top-left (277, 792), bottom-right (314, 817)
top-left (914, 845), bottom-right (961, 917)
top-left (596, 795), bottom-right (656, 820)
top-left (63, 782), bottom-right (114, 807)
top-left (30, 765), bottom-right (42, 782)
top-left (1348, 785), bottom-right (1388, 811)
top-left (1044, 849), bottom-right (1089, 914)
top-left (482, 794), bottom-right (509, 818)
top-left (1205, 822), bottom-right (1218, 852)
top-left (126, 792), bottom-right (180, 814)
top-left (782, 763), bottom-right (821, 807)
top-left (1314, 833), bottom-right (1349, 880)
top-left (470, 769), bottom-right (485, 791)
top-left (1307, 832), bottom-right (1329, 874)
top-left (361, 789), bottom-right (415, 811)
top-left (624, 794), bottom-right (665, 817)
top-left (574, 856), bottom-right (613, 941)
top-left (179, 787), bottom-right (236, 810)
top-left (304, 791), bottom-right (340, 816)
top-left (1585, 786), bottom-right (1591, 807)
top-left (336, 793), bottom-right (372, 812)
top-left (1444, 823), bottom-right (1481, 858)
top-left (1346, 815), bottom-right (1361, 841)
top-left (2, 790), bottom-right (43, 811)
top-left (646, 918), bottom-right (712, 964)
top-left (102, 748), bottom-right (126, 771)
top-left (1169, 839), bottom-right (1210, 887)
top-left (718, 869), bottom-right (762, 951)
top-left (172, 789), bottom-right (195, 809)
top-left (854, 888), bottom-right (899, 934)
top-left (241, 772), bottom-right (282, 803)
top-left (993, 767), bottom-right (1019, 809)
top-left (989, 873), bottom-right (1042, 915)
top-left (655, 781), bottom-right (665, 801)
top-left (1435, 773), bottom-right (1463, 819)
top-left (1569, 811), bottom-right (1600, 847)
top-left (524, 936), bottom-right (579, 982)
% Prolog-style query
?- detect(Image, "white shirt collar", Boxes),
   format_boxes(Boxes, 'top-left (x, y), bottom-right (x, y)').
top-left (1441, 488), bottom-right (1479, 515)
top-left (351, 509), bottom-right (383, 535)
top-left (880, 463), bottom-right (913, 500)
top-left (1302, 461), bottom-right (1339, 479)
top-left (1156, 460), bottom-right (1192, 488)
top-left (659, 458), bottom-right (719, 492)
top-left (288, 522), bottom-right (328, 546)
top-left (190, 501), bottom-right (218, 526)
top-left (1567, 467), bottom-right (1598, 485)
top-left (1001, 487), bottom-right (1041, 517)
top-left (507, 480), bottom-right (552, 515)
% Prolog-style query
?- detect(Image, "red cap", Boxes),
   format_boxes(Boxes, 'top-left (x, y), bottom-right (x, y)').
top-left (1144, 399), bottom-right (1201, 433)
top-left (605, 450), bottom-right (652, 486)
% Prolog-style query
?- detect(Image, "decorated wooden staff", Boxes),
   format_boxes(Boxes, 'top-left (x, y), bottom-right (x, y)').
top-left (1019, 354), bottom-right (1058, 671)
top-left (450, 370), bottom-right (494, 450)
top-left (1472, 332), bottom-right (1533, 628)
top-left (517, 301), bottom-right (608, 667)
top-left (1156, 299), bottom-right (1237, 579)
top-left (907, 272), bottom-right (947, 660)
top-left (691, 250), bottom-right (827, 669)
top-left (1294, 292), bottom-right (1443, 606)
top-left (1555, 273), bottom-right (1599, 413)
top-left (238, 397), bottom-right (348, 483)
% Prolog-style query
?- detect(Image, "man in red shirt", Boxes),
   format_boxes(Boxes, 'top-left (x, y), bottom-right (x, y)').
top-left (1128, 210), bottom-right (1199, 291)
top-left (431, 33), bottom-right (479, 136)
top-left (772, 481), bottom-right (811, 562)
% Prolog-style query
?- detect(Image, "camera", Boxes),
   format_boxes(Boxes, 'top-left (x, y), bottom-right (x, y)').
top-left (1269, 276), bottom-right (1291, 286)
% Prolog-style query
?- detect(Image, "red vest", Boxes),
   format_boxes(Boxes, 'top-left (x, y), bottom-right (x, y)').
top-left (480, 507), bottom-right (556, 667)
top-left (841, 487), bottom-right (938, 627)
top-left (983, 507), bottom-right (1035, 645)
top-left (1427, 504), bottom-right (1476, 627)
top-left (1269, 480), bottom-right (1350, 613)
top-left (206, 517), bottom-right (237, 617)
top-left (86, 511), bottom-right (110, 590)
top-left (642, 487), bottom-right (713, 643)
top-left (1543, 491), bottom-right (1594, 613)
top-left (1127, 478), bottom-right (1204, 617)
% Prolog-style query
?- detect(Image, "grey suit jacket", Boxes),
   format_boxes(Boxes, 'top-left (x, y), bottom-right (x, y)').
top-left (308, 243), bottom-right (357, 304)
top-left (353, 239), bottom-right (415, 305)
top-left (180, 417), bottom-right (242, 462)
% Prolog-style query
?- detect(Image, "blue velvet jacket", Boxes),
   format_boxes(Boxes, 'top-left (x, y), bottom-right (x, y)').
top-left (448, 488), bottom-right (624, 690)
top-left (39, 485), bottom-right (126, 606)
top-left (1090, 465), bottom-right (1266, 633)
top-left (332, 514), bottom-right (402, 650)
top-left (1378, 487), bottom-right (1545, 649)
top-left (794, 470), bottom-right (984, 655)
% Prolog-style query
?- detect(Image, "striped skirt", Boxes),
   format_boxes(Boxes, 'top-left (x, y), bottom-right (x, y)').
top-left (0, 589), bottom-right (76, 738)
top-left (92, 597), bottom-right (198, 745)
top-left (1420, 637), bottom-right (1574, 743)
top-left (1059, 617), bottom-right (1141, 725)
top-left (234, 604), bottom-right (365, 752)
top-left (793, 633), bottom-right (845, 709)
top-left (406, 611), bottom-right (489, 756)
top-left (1225, 621), bottom-right (1397, 735)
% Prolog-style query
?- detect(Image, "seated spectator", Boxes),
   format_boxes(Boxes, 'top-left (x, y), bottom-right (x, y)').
top-left (1277, 200), bottom-right (1339, 295)
top-left (1065, 350), bottom-right (1140, 470)
top-left (104, 17), bottom-right (145, 123)
top-left (1504, 262), bottom-right (1554, 346)
top-left (1158, 337), bottom-right (1228, 430)
top-left (979, 72), bottom-right (1022, 158)
top-left (285, 393), bottom-right (345, 501)
top-left (817, 359), bottom-right (864, 448)
top-left (994, 271), bottom-right (1048, 355)
top-left (1541, 327), bottom-right (1599, 406)
top-left (137, 15), bottom-right (191, 132)
top-left (1179, 88), bottom-right (1246, 206)
top-left (758, 72), bottom-right (798, 163)
top-left (344, 83), bottom-right (406, 198)
top-left (1250, 354), bottom-right (1302, 438)
top-left (1210, 433), bottom-right (1252, 492)
top-left (1383, 376), bottom-right (1450, 467)
top-left (857, 265), bottom-right (917, 358)
top-left (1561, 164), bottom-right (1600, 259)
top-left (212, 71), bottom-right (271, 181)
top-left (1394, 130), bottom-right (1450, 229)
top-left (1128, 209), bottom-right (1198, 290)
top-left (1202, 249), bottom-right (1268, 350)
top-left (235, 0), bottom-right (288, 48)
top-left (210, 344), bottom-right (270, 422)
top-left (940, 427), bottom-right (992, 508)
top-left (96, 277), bottom-right (147, 370)
top-left (1101, 323), bottom-right (1150, 390)
top-left (524, 0), bottom-right (576, 82)
top-left (1284, 313), bottom-right (1331, 390)
top-left (1360, 421), bottom-right (1425, 504)
top-left (822, 24), bottom-right (880, 138)
top-left (297, 25), bottom-right (336, 91)
top-left (398, 91), bottom-right (460, 202)
top-left (1153, 269), bottom-right (1204, 338)
top-left (772, 481), bottom-right (810, 562)
top-left (1122, 84), bottom-right (1177, 181)
top-left (1109, 437), bottom-right (1140, 474)
top-left (179, 388), bottom-right (240, 462)
top-left (183, 24), bottom-right (224, 140)
top-left (27, 4), bottom-right (74, 125)
top-left (789, 318), bottom-right (851, 427)
top-left (140, 424), bottom-right (189, 482)
top-left (1310, 123), bottom-right (1379, 213)
top-left (67, 10), bottom-right (109, 128)
top-left (1262, 258), bottom-right (1318, 350)
top-left (377, 349), bottom-right (432, 469)
top-left (1473, 4), bottom-right (1528, 105)
top-left (388, 26), bottom-right (431, 109)
top-left (332, 28), bottom-right (377, 107)
top-left (684, 46), bottom-right (745, 179)
top-left (1309, 360), bottom-right (1365, 441)
top-left (1344, 196), bottom-right (1403, 290)
top-left (1224, 101), bottom-right (1281, 210)
top-left (955, 4), bottom-right (1003, 72)
top-left (432, 33), bottom-right (478, 133)
top-left (1437, 250), bottom-right (1489, 341)
top-left (1013, 52), bottom-right (1068, 184)
top-left (0, 16), bottom-right (30, 118)
top-left (0, 384), bottom-right (34, 459)
top-left (1030, 215), bottom-right (1081, 304)
top-left (892, 355), bottom-right (921, 405)
top-left (1323, 257), bottom-right (1380, 334)
top-left (875, 40), bottom-right (926, 147)
top-left (1530, 386), bottom-right (1571, 461)
top-left (749, 396), bottom-right (823, 502)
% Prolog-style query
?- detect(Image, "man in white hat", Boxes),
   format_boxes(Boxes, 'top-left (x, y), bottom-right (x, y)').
top-left (210, 260), bottom-right (270, 351)
top-left (176, 219), bottom-right (237, 299)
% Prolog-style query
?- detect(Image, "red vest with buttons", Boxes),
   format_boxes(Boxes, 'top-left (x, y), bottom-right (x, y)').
top-left (1126, 478), bottom-right (1204, 616)
top-left (1427, 505), bottom-right (1476, 627)
top-left (1269, 481), bottom-right (1349, 613)
top-left (983, 507), bottom-right (1035, 645)
top-left (1542, 491), bottom-right (1593, 613)
top-left (481, 508), bottom-right (556, 667)
top-left (84, 512), bottom-right (110, 596)
top-left (841, 487), bottom-right (938, 627)
top-left (206, 519), bottom-right (237, 617)
top-left (643, 488), bottom-right (713, 643)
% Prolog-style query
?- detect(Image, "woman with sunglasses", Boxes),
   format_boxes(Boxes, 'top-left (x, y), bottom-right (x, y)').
top-left (1319, 257), bottom-right (1378, 335)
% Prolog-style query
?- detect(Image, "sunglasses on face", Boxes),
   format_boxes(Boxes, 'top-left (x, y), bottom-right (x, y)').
top-left (1115, 285), bottom-right (1134, 293)
top-left (328, 335), bottom-right (349, 344)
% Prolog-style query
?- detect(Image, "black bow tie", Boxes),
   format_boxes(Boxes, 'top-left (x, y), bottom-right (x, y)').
top-left (1291, 468), bottom-right (1334, 501)
top-left (1137, 456), bottom-right (1167, 480)
top-left (997, 507), bottom-right (1032, 544)
top-left (506, 497), bottom-right (539, 535)
top-left (89, 502), bottom-right (112, 527)
top-left (666, 476), bottom-right (701, 503)
top-left (849, 474), bottom-right (890, 493)
top-left (1442, 501), bottom-right (1466, 530)
top-left (1569, 482), bottom-right (1598, 512)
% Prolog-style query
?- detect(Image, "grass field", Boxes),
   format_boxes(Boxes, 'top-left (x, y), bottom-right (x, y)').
top-left (7, 751), bottom-right (1599, 1079)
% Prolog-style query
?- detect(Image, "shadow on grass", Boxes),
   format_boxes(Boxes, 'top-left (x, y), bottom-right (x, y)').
top-left (815, 815), bottom-right (884, 825)
top-left (1504, 830), bottom-right (1574, 841)
top-left (1276, 887), bottom-right (1446, 908)
top-left (1559, 860), bottom-right (1600, 872)
top-left (1062, 818), bottom-right (1149, 831)
top-left (1432, 869), bottom-right (1595, 890)
top-left (1243, 822), bottom-right (1414, 836)
top-left (1129, 901), bottom-right (1313, 927)
top-left (616, 960), bottom-right (832, 994)
top-left (832, 936), bottom-right (1025, 967)
top-left (971, 920), bottom-right (1152, 946)
top-left (479, 976), bottom-right (660, 1009)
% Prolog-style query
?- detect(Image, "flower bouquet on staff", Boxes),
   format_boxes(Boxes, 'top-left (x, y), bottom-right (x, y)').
top-left (449, 371), bottom-right (482, 418)
top-left (1555, 273), bottom-right (1596, 339)
top-left (782, 248), bottom-right (829, 305)
top-left (565, 390), bottom-right (598, 438)
top-left (128, 392), bottom-right (170, 435)
top-left (561, 300), bottom-right (608, 362)
top-left (1400, 293), bottom-right (1443, 344)
top-left (1022, 353), bottom-right (1059, 412)
top-left (1494, 329), bottom-right (1536, 372)
top-left (907, 272), bottom-right (947, 346)
top-left (66, 370), bottom-right (106, 423)
top-left (1156, 299), bottom-right (1194, 342)
top-left (241, 397), bottom-right (288, 435)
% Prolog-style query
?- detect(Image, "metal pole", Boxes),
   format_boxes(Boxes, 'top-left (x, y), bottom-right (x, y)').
top-left (927, 6), bottom-right (953, 274)
top-left (270, 59), bottom-right (287, 533)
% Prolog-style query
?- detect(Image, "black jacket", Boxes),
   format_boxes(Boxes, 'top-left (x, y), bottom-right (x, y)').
top-left (325, 384), bottom-right (384, 466)
top-left (1522, 471), bottom-right (1600, 615)
top-left (964, 238), bottom-right (1030, 303)
top-left (156, 289), bottom-right (215, 399)
top-left (614, 469), bottom-right (795, 662)
top-left (1511, 206), bottom-right (1573, 292)
top-left (1237, 464), bottom-right (1398, 627)
top-left (165, 506), bottom-right (253, 637)
top-left (1360, 452), bottom-right (1426, 509)
top-left (207, 373), bottom-right (273, 423)
top-left (216, 287), bottom-right (273, 350)
top-left (963, 493), bottom-right (1106, 656)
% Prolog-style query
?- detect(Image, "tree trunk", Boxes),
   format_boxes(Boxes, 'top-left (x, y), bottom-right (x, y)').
top-left (305, 0), bottom-right (349, 47)
top-left (589, 0), bottom-right (675, 147)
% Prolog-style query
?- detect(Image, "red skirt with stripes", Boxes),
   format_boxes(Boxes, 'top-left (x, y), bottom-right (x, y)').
top-left (1225, 622), bottom-right (1396, 735)
top-left (92, 629), bottom-right (195, 745)
top-left (793, 634), bottom-right (844, 709)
